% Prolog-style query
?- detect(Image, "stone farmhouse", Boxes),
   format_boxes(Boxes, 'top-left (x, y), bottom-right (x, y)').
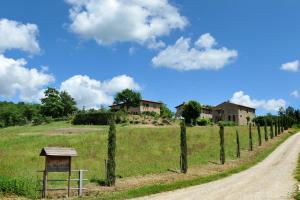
top-left (175, 101), bottom-right (256, 125)
top-left (110, 99), bottom-right (162, 115)
top-left (213, 101), bottom-right (255, 125)
top-left (175, 102), bottom-right (213, 119)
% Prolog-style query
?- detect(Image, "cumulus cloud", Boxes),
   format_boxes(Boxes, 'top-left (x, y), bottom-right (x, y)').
top-left (152, 34), bottom-right (238, 71)
top-left (0, 18), bottom-right (40, 54)
top-left (194, 33), bottom-right (216, 49)
top-left (60, 74), bottom-right (140, 108)
top-left (230, 91), bottom-right (286, 112)
top-left (291, 90), bottom-right (300, 98)
top-left (0, 54), bottom-right (54, 102)
top-left (281, 60), bottom-right (299, 72)
top-left (65, 0), bottom-right (187, 46)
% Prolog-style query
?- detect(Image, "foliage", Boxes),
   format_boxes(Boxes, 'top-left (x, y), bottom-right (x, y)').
top-left (160, 103), bottom-right (173, 119)
top-left (41, 87), bottom-right (77, 118)
top-left (197, 118), bottom-right (211, 126)
top-left (0, 101), bottom-right (40, 128)
top-left (114, 89), bottom-right (141, 110)
top-left (0, 176), bottom-right (38, 198)
top-left (142, 111), bottom-right (159, 118)
top-left (72, 111), bottom-right (126, 125)
top-left (106, 119), bottom-right (117, 186)
top-left (180, 120), bottom-right (188, 173)
top-left (181, 100), bottom-right (202, 124)
top-left (218, 121), bottom-right (236, 126)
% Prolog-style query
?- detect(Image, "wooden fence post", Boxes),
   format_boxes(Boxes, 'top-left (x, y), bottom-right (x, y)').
top-left (264, 120), bottom-right (268, 141)
top-left (257, 124), bottom-right (262, 146)
top-left (219, 125), bottom-right (225, 164)
top-left (236, 130), bottom-right (240, 158)
top-left (270, 120), bottom-right (274, 139)
top-left (249, 123), bottom-right (253, 151)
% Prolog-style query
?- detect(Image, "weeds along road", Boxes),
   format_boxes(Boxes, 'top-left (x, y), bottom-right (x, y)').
top-left (136, 132), bottom-right (300, 200)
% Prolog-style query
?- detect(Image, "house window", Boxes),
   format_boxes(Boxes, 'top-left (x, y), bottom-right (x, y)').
top-left (228, 115), bottom-right (231, 121)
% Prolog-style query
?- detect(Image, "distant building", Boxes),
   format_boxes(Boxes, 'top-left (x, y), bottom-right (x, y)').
top-left (175, 102), bottom-right (213, 119)
top-left (110, 100), bottom-right (162, 115)
top-left (175, 101), bottom-right (256, 125)
top-left (213, 101), bottom-right (256, 125)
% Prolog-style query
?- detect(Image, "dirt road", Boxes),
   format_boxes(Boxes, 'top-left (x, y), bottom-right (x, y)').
top-left (136, 132), bottom-right (300, 200)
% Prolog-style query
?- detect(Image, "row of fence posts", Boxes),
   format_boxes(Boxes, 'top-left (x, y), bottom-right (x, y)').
top-left (179, 117), bottom-right (291, 173)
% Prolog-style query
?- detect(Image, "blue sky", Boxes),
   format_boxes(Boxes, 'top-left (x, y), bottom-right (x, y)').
top-left (0, 0), bottom-right (299, 114)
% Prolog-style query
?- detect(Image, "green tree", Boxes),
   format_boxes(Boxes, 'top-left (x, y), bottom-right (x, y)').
top-left (41, 87), bottom-right (64, 118)
top-left (114, 89), bottom-right (141, 111)
top-left (181, 100), bottom-right (202, 124)
top-left (106, 118), bottom-right (116, 186)
top-left (41, 88), bottom-right (77, 118)
top-left (60, 91), bottom-right (77, 116)
top-left (160, 102), bottom-right (173, 119)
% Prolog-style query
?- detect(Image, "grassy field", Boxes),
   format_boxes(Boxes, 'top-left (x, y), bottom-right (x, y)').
top-left (0, 121), bottom-right (296, 199)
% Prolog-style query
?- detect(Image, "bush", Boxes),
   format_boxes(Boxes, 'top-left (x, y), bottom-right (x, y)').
top-left (71, 111), bottom-right (126, 125)
top-left (0, 176), bottom-right (38, 198)
top-left (293, 124), bottom-right (300, 129)
top-left (197, 118), bottom-right (211, 126)
top-left (142, 111), bottom-right (159, 118)
top-left (218, 121), bottom-right (237, 126)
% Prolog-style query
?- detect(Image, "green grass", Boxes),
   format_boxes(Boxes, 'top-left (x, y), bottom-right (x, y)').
top-left (0, 121), bottom-right (297, 199)
top-left (80, 129), bottom-right (297, 200)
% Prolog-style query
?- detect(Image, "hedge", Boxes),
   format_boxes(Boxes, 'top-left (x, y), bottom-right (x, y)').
top-left (71, 111), bottom-right (126, 125)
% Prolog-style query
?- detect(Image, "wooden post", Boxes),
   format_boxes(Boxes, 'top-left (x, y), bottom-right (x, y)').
top-left (249, 123), bottom-right (253, 151)
top-left (270, 120), bottom-right (274, 139)
top-left (264, 120), bottom-right (268, 141)
top-left (78, 170), bottom-right (83, 196)
top-left (42, 170), bottom-right (48, 198)
top-left (104, 159), bottom-right (107, 180)
top-left (67, 157), bottom-right (71, 197)
top-left (257, 124), bottom-right (262, 146)
top-left (236, 130), bottom-right (240, 158)
top-left (275, 120), bottom-right (278, 137)
top-left (219, 125), bottom-right (225, 164)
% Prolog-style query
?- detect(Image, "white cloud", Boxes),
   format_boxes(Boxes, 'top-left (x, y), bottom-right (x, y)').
top-left (194, 33), bottom-right (216, 49)
top-left (0, 54), bottom-right (54, 102)
top-left (291, 90), bottom-right (300, 98)
top-left (281, 60), bottom-right (299, 72)
top-left (65, 0), bottom-right (187, 46)
top-left (60, 74), bottom-right (140, 108)
top-left (152, 34), bottom-right (238, 71)
top-left (0, 18), bottom-right (40, 54)
top-left (230, 91), bottom-right (286, 112)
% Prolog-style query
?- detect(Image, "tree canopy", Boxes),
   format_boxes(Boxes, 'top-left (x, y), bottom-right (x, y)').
top-left (41, 87), bottom-right (77, 118)
top-left (181, 100), bottom-right (202, 124)
top-left (114, 89), bottom-right (141, 109)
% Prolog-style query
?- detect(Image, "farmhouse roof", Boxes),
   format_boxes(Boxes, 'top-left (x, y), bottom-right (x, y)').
top-left (215, 101), bottom-right (256, 110)
top-left (40, 147), bottom-right (77, 157)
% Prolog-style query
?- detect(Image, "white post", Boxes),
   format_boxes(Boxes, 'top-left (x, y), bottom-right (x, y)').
top-left (78, 170), bottom-right (83, 196)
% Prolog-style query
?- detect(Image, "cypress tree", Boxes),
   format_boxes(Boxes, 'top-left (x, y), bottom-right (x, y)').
top-left (106, 118), bottom-right (116, 186)
top-left (270, 120), bottom-right (274, 139)
top-left (249, 123), bottom-right (253, 151)
top-left (264, 119), bottom-right (268, 141)
top-left (278, 118), bottom-right (281, 135)
top-left (236, 130), bottom-right (241, 158)
top-left (274, 119), bottom-right (278, 137)
top-left (257, 124), bottom-right (262, 146)
top-left (281, 117), bottom-right (284, 133)
top-left (219, 125), bottom-right (225, 164)
top-left (180, 120), bottom-right (188, 173)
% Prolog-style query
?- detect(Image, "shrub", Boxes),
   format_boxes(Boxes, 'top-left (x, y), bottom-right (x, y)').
top-left (71, 111), bottom-right (125, 125)
top-left (197, 118), bottom-right (211, 126)
top-left (0, 176), bottom-right (38, 198)
top-left (218, 121), bottom-right (237, 126)
top-left (142, 111), bottom-right (159, 118)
